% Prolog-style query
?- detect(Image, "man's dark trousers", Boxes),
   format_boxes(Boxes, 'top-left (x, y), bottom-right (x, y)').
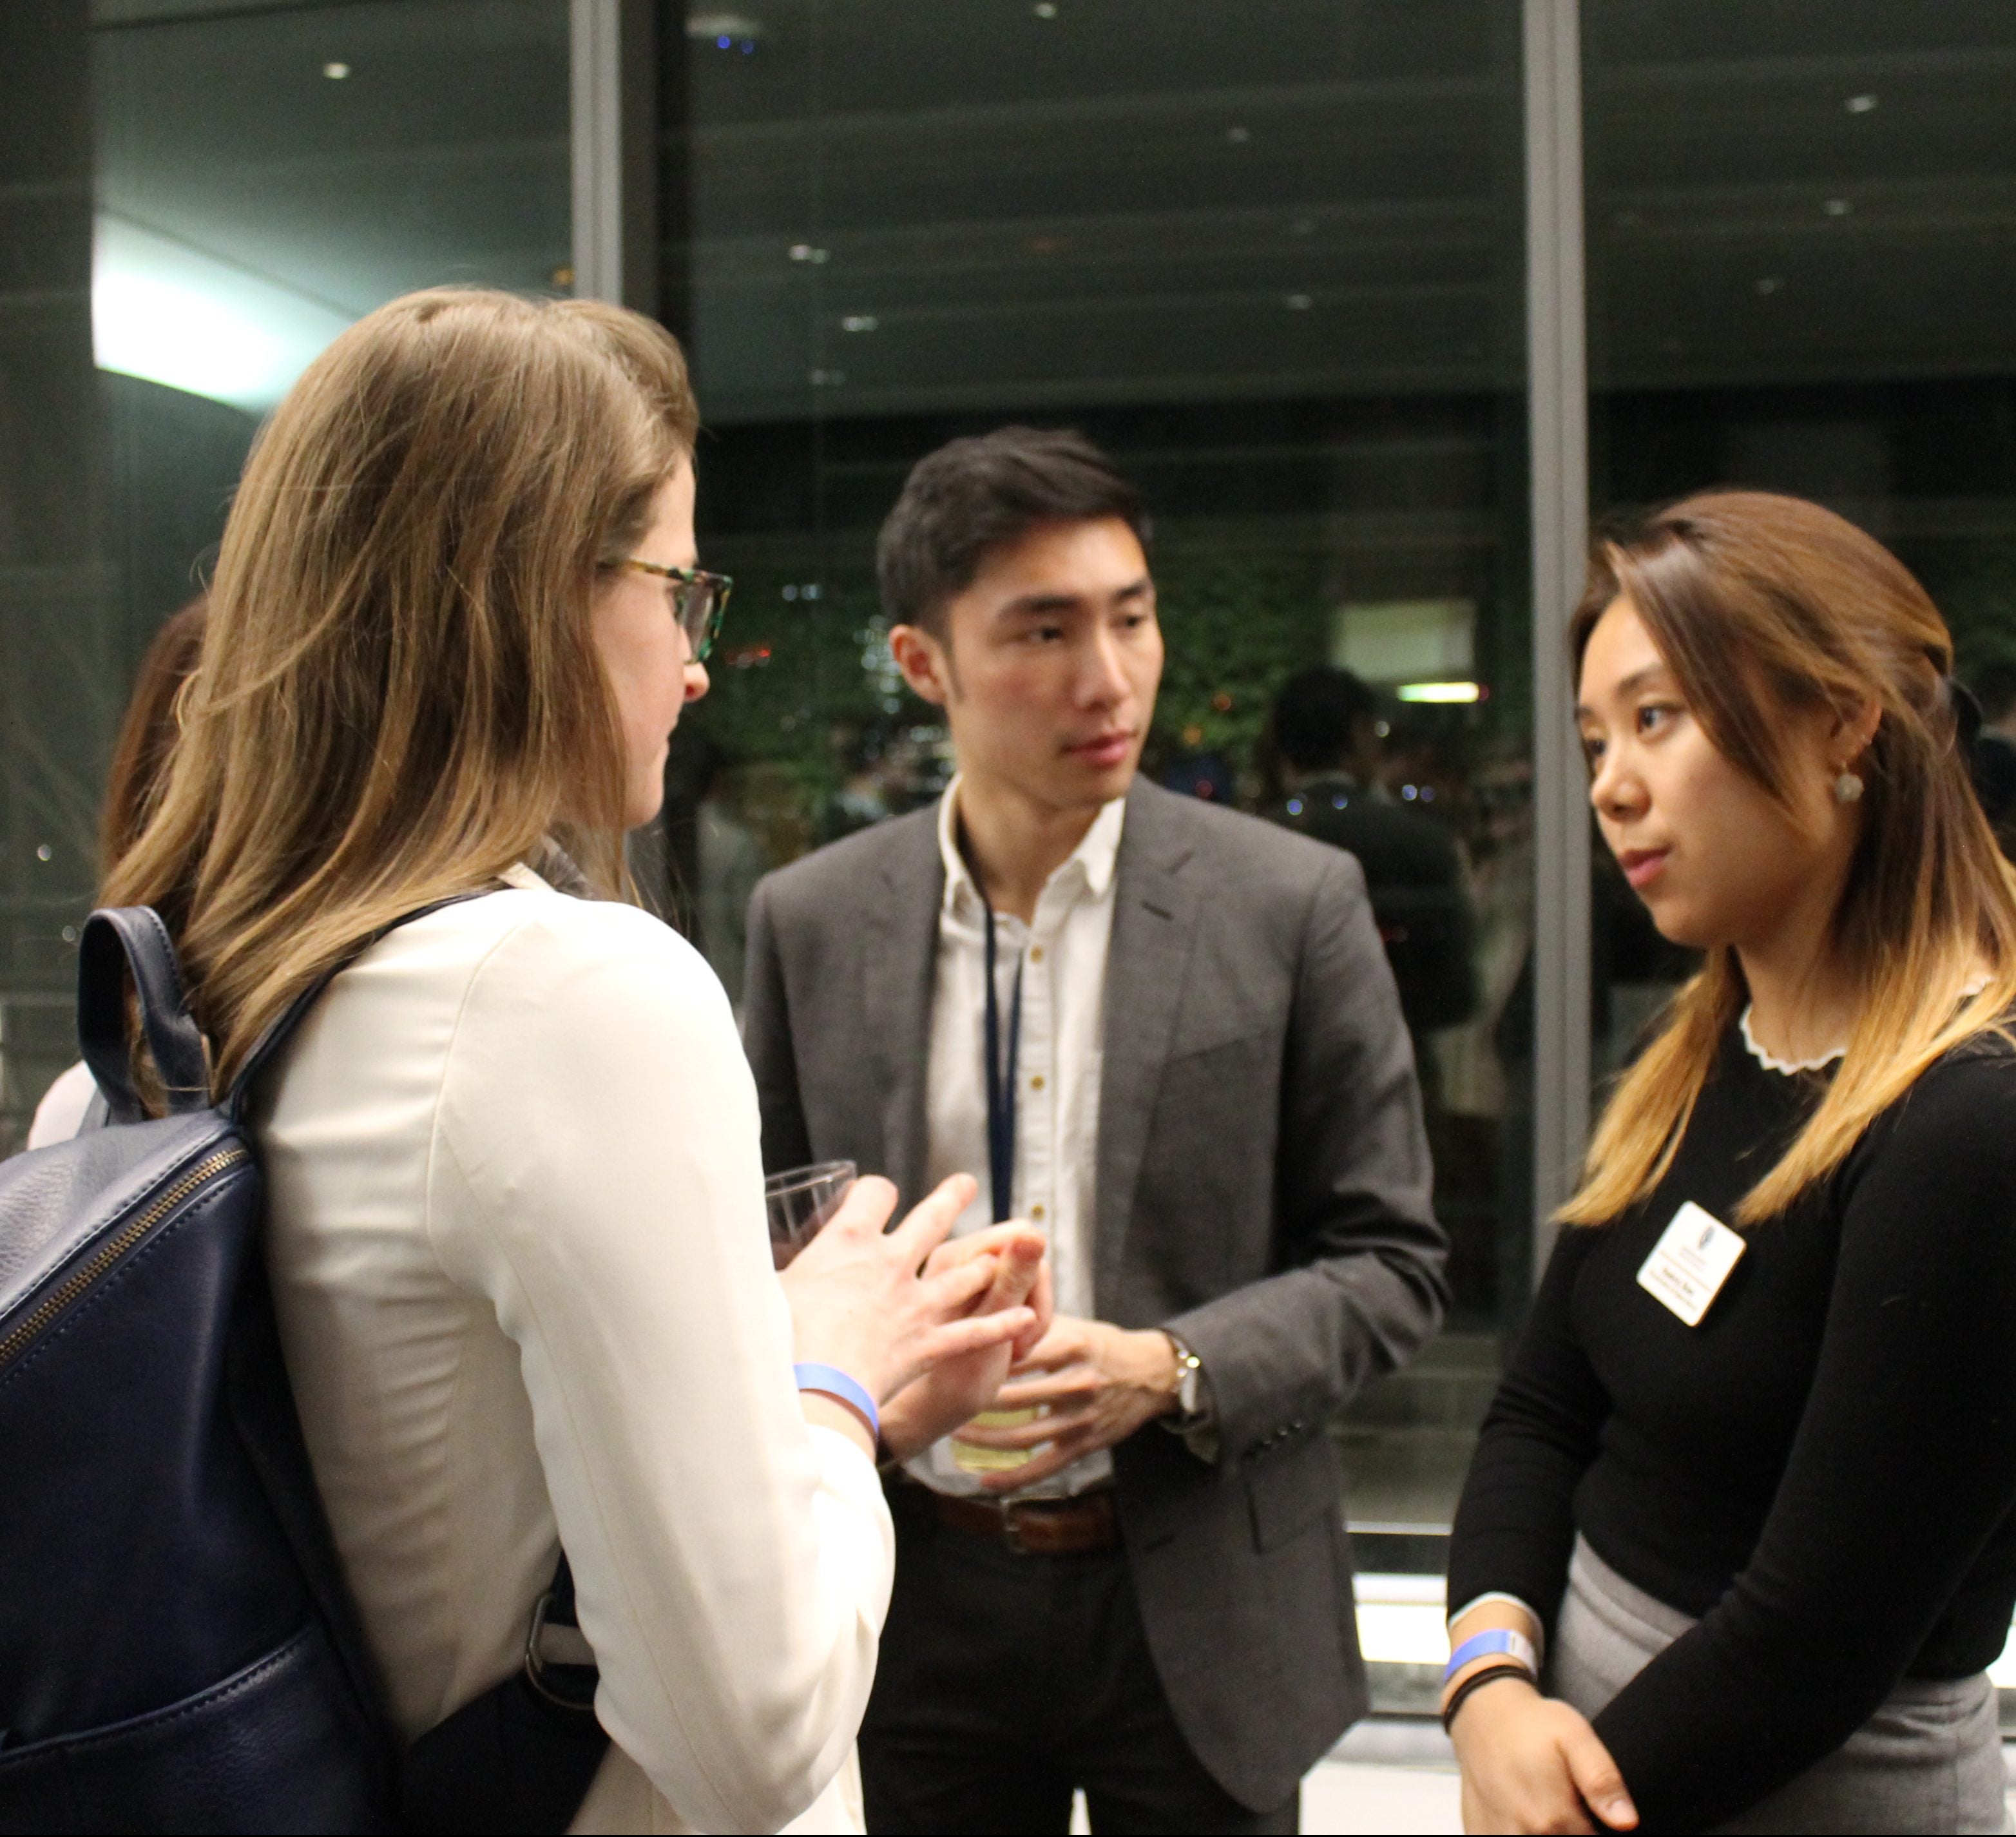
top-left (742, 778), bottom-right (1448, 1828)
top-left (859, 1490), bottom-right (1296, 1834)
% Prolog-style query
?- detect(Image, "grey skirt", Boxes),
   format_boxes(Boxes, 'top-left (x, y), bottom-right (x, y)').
top-left (1551, 1536), bottom-right (2011, 1835)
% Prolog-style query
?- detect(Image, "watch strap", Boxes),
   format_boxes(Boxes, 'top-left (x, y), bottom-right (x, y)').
top-left (1164, 1333), bottom-right (1206, 1419)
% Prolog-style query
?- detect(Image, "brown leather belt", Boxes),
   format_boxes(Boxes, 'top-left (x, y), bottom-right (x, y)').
top-left (894, 1477), bottom-right (1122, 1556)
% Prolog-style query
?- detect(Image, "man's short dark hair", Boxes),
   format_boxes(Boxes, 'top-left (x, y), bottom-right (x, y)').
top-left (1272, 666), bottom-right (1382, 774)
top-left (877, 427), bottom-right (1149, 634)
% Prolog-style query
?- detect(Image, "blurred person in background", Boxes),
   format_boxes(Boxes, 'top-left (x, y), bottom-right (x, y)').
top-left (1269, 667), bottom-right (1487, 1309)
top-left (26, 595), bottom-right (208, 1148)
top-left (1444, 492), bottom-right (2016, 1834)
top-left (1973, 659), bottom-right (2016, 749)
top-left (820, 720), bottom-right (899, 844)
top-left (1269, 666), bottom-right (1477, 1043)
top-left (820, 719), bottom-right (936, 845)
top-left (1435, 748), bottom-right (1538, 1317)
top-left (1968, 659), bottom-right (2016, 858)
top-left (101, 289), bottom-right (1050, 1836)
top-left (689, 731), bottom-right (769, 1017)
top-left (743, 427), bottom-right (1448, 1835)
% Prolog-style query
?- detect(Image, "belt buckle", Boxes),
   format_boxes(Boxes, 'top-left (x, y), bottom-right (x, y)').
top-left (1000, 1499), bottom-right (1032, 1555)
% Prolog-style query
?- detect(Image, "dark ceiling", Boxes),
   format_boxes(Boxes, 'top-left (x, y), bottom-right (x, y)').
top-left (84, 2), bottom-right (2016, 425)
top-left (677, 0), bottom-right (2016, 420)
top-left (91, 0), bottom-right (569, 319)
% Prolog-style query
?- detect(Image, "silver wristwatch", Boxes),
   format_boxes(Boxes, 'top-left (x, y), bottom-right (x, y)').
top-left (1166, 1334), bottom-right (1206, 1419)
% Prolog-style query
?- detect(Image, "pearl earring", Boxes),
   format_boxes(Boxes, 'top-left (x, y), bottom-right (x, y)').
top-left (1833, 769), bottom-right (1864, 804)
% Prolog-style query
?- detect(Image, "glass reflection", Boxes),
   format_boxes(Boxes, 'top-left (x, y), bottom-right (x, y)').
top-left (1586, 0), bottom-right (2016, 1076)
top-left (0, 0), bottom-right (570, 1148)
top-left (657, 0), bottom-right (1533, 1597)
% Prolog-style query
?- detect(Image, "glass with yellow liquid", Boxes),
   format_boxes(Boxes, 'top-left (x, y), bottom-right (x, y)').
top-left (950, 1407), bottom-right (1044, 1473)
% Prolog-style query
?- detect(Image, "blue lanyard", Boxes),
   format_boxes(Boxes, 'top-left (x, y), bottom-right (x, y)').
top-left (979, 889), bottom-right (1024, 1226)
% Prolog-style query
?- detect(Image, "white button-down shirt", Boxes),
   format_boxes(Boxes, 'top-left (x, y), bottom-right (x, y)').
top-left (258, 869), bottom-right (888, 1833)
top-left (909, 778), bottom-right (1127, 1498)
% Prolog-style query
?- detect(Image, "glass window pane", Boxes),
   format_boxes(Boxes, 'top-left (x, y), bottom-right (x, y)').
top-left (0, 0), bottom-right (570, 1147)
top-left (660, 0), bottom-right (1532, 1692)
top-left (1584, 2), bottom-right (2016, 1077)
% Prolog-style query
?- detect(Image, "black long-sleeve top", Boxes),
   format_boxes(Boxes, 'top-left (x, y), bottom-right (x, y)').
top-left (1449, 1021), bottom-right (2016, 1832)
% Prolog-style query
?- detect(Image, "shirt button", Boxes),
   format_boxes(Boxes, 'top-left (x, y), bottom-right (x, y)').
top-left (1030, 945), bottom-right (1044, 963)
top-left (1030, 1073), bottom-right (1045, 1091)
top-left (1031, 1204), bottom-right (1046, 1220)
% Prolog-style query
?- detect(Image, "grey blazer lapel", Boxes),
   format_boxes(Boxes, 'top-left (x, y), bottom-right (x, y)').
top-left (862, 813), bottom-right (944, 1208)
top-left (1094, 782), bottom-right (1202, 1311)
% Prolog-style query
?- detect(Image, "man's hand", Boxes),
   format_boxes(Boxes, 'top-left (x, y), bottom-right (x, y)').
top-left (948, 1315), bottom-right (1182, 1492)
top-left (879, 1226), bottom-right (1052, 1462)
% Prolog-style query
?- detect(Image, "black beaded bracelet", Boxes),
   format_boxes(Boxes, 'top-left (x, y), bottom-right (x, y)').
top-left (1440, 1660), bottom-right (1536, 1734)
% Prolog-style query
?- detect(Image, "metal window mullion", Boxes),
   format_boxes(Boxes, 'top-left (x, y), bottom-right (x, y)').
top-left (1524, 0), bottom-right (1592, 1274)
top-left (570, 0), bottom-right (624, 304)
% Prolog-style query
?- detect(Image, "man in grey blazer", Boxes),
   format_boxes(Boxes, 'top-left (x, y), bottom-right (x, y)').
top-left (743, 428), bottom-right (1447, 1832)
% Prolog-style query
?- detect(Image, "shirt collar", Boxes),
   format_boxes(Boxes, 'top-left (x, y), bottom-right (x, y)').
top-left (937, 774), bottom-right (1128, 918)
top-left (499, 861), bottom-right (555, 893)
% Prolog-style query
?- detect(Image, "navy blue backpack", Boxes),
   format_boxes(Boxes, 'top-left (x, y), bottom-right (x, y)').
top-left (0, 907), bottom-right (605, 1833)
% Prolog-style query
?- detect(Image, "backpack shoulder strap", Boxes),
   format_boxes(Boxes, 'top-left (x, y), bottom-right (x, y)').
top-left (77, 907), bottom-right (211, 1123)
top-left (224, 892), bottom-right (488, 1124)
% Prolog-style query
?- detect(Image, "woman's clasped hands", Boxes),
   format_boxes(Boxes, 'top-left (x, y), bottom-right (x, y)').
top-left (779, 1172), bottom-right (1052, 1459)
top-left (1450, 1678), bottom-right (1638, 1836)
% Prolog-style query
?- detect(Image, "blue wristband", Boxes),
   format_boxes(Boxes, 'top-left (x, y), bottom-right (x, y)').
top-left (1444, 1627), bottom-right (1539, 1684)
top-left (793, 1363), bottom-right (880, 1441)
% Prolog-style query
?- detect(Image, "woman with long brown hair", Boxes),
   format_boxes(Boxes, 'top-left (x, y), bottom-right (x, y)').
top-left (102, 288), bottom-right (1047, 1834)
top-left (1441, 491), bottom-right (2016, 1833)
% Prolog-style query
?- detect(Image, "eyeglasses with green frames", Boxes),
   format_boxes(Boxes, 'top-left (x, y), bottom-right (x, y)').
top-left (610, 557), bottom-right (733, 662)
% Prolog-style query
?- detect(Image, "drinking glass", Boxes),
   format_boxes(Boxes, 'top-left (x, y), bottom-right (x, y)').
top-left (951, 1409), bottom-right (1041, 1474)
top-left (763, 1160), bottom-right (856, 1270)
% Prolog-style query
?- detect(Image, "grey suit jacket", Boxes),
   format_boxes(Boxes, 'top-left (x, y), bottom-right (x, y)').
top-left (742, 776), bottom-right (1448, 1811)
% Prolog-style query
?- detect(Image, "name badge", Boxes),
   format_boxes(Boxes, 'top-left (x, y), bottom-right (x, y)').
top-left (1637, 1200), bottom-right (1745, 1326)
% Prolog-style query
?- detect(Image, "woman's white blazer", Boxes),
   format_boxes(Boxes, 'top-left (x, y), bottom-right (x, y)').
top-left (254, 865), bottom-right (893, 1834)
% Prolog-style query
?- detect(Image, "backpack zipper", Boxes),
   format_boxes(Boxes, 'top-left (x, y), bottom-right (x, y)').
top-left (0, 1146), bottom-right (252, 1372)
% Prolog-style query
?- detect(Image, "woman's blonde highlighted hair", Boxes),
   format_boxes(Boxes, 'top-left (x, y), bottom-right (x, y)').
top-left (1559, 490), bottom-right (2016, 1228)
top-left (105, 288), bottom-right (698, 1092)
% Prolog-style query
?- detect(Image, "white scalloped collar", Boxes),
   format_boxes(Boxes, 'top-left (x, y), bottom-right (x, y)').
top-left (1738, 1006), bottom-right (1844, 1075)
top-left (1739, 974), bottom-right (1993, 1075)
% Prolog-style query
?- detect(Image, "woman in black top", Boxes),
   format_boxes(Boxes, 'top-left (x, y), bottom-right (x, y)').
top-left (1443, 490), bottom-right (2016, 1834)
